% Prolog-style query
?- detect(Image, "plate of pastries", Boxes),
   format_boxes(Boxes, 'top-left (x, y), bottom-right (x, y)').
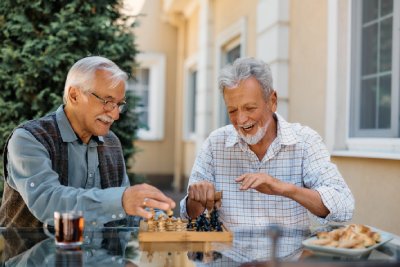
top-left (302, 224), bottom-right (393, 256)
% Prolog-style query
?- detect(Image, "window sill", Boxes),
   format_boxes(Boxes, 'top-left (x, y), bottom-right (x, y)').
top-left (332, 150), bottom-right (400, 160)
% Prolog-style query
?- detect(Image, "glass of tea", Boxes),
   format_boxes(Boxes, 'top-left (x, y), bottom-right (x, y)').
top-left (44, 211), bottom-right (85, 249)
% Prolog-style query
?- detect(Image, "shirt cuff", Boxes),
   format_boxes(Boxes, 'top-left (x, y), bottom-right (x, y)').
top-left (314, 186), bottom-right (353, 223)
top-left (179, 195), bottom-right (190, 219)
top-left (87, 186), bottom-right (128, 227)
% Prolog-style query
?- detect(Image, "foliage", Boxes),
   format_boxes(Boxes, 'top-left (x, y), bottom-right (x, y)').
top-left (0, 0), bottom-right (141, 200)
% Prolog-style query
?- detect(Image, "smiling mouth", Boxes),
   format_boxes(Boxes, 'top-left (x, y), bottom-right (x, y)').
top-left (241, 124), bottom-right (255, 132)
top-left (96, 115), bottom-right (114, 125)
top-left (97, 119), bottom-right (113, 126)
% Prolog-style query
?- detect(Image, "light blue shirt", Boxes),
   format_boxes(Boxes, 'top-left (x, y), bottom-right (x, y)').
top-left (6, 105), bottom-right (129, 226)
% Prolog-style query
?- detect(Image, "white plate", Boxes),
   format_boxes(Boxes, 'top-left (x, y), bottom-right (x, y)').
top-left (302, 228), bottom-right (393, 257)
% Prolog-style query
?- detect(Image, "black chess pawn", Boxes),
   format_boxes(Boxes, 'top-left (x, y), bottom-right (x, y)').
top-left (215, 223), bottom-right (223, 232)
top-left (203, 218), bottom-right (211, 232)
top-left (210, 209), bottom-right (222, 231)
top-left (187, 218), bottom-right (194, 231)
top-left (210, 209), bottom-right (217, 222)
top-left (196, 214), bottom-right (205, 231)
top-left (196, 213), bottom-right (212, 231)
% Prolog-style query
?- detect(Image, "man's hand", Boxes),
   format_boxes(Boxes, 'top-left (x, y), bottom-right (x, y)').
top-left (122, 184), bottom-right (176, 219)
top-left (187, 181), bottom-right (220, 219)
top-left (235, 173), bottom-right (286, 195)
top-left (235, 173), bottom-right (330, 217)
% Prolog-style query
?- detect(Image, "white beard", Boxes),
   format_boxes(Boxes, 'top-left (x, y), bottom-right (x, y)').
top-left (238, 121), bottom-right (268, 145)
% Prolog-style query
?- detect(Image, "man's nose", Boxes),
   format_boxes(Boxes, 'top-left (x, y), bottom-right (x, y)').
top-left (237, 111), bottom-right (248, 124)
top-left (108, 107), bottom-right (120, 121)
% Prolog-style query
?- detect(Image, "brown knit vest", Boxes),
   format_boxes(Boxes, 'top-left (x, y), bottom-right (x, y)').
top-left (0, 112), bottom-right (126, 227)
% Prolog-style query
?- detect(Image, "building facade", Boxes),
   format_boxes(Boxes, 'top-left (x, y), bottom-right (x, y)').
top-left (128, 0), bottom-right (400, 235)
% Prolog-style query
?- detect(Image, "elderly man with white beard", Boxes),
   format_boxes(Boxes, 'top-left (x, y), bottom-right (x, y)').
top-left (180, 57), bottom-right (354, 229)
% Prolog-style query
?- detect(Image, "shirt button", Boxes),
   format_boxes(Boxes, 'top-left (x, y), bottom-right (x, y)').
top-left (119, 213), bottom-right (124, 218)
top-left (92, 221), bottom-right (97, 226)
top-left (30, 182), bottom-right (35, 187)
top-left (89, 173), bottom-right (93, 178)
top-left (112, 214), bottom-right (116, 219)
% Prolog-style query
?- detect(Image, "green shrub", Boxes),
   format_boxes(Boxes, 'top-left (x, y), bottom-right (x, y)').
top-left (0, 0), bottom-right (141, 201)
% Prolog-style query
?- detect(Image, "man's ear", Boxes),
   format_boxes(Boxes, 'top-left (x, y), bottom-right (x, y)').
top-left (269, 90), bottom-right (278, 112)
top-left (68, 86), bottom-right (80, 104)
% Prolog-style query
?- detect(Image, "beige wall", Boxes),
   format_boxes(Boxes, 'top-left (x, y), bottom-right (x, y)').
top-left (289, 0), bottom-right (327, 136)
top-left (185, 7), bottom-right (199, 58)
top-left (214, 0), bottom-right (258, 55)
top-left (183, 142), bottom-right (196, 181)
top-left (333, 157), bottom-right (400, 235)
top-left (289, 0), bottom-right (400, 235)
top-left (182, 7), bottom-right (199, 180)
top-left (131, 2), bottom-right (400, 238)
top-left (131, 0), bottom-right (177, 175)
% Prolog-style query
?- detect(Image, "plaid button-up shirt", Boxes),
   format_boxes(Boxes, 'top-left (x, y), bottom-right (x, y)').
top-left (180, 113), bottom-right (354, 228)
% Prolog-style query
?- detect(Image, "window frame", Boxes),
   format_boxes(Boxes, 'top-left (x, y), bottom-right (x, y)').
top-left (214, 17), bottom-right (247, 129)
top-left (128, 53), bottom-right (166, 141)
top-left (327, 0), bottom-right (400, 159)
top-left (183, 54), bottom-right (199, 141)
top-left (349, 0), bottom-right (399, 138)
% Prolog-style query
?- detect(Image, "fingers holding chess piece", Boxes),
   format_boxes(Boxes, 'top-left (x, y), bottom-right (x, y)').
top-left (166, 209), bottom-right (173, 218)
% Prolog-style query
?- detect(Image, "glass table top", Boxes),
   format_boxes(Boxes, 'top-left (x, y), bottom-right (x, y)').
top-left (1, 225), bottom-right (399, 267)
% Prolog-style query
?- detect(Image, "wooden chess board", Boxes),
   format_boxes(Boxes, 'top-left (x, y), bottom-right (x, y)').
top-left (138, 220), bottom-right (233, 242)
top-left (139, 241), bottom-right (232, 252)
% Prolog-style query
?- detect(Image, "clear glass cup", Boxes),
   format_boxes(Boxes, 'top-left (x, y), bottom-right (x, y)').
top-left (43, 211), bottom-right (85, 249)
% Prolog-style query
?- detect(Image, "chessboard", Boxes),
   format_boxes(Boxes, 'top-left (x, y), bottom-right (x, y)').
top-left (138, 192), bottom-right (232, 242)
top-left (139, 239), bottom-right (232, 252)
top-left (138, 220), bottom-right (232, 242)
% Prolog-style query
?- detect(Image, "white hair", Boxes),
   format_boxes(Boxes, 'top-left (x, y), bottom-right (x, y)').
top-left (63, 56), bottom-right (128, 103)
top-left (218, 57), bottom-right (274, 100)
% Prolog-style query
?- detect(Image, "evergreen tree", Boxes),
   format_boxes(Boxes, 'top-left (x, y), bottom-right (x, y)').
top-left (0, 0), bottom-right (140, 198)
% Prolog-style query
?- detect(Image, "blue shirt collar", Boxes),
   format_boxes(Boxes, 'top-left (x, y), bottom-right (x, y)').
top-left (55, 105), bottom-right (104, 143)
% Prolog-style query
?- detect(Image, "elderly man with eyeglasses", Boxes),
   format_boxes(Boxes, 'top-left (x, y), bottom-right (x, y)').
top-left (0, 56), bottom-right (175, 227)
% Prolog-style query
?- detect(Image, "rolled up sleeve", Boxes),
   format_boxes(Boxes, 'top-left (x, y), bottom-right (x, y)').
top-left (302, 134), bottom-right (355, 224)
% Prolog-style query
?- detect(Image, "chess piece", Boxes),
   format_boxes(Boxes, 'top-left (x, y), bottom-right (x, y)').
top-left (175, 218), bottom-right (186, 232)
top-left (147, 219), bottom-right (156, 232)
top-left (203, 216), bottom-right (211, 232)
top-left (210, 209), bottom-right (223, 232)
top-left (187, 218), bottom-right (195, 231)
top-left (166, 218), bottom-right (175, 231)
top-left (146, 208), bottom-right (157, 232)
top-left (196, 213), bottom-right (211, 232)
top-left (157, 216), bottom-right (166, 232)
top-left (150, 208), bottom-right (156, 219)
top-left (167, 209), bottom-right (173, 218)
top-left (215, 222), bottom-right (223, 232)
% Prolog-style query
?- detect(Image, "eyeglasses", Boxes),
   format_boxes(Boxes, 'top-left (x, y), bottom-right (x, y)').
top-left (90, 92), bottom-right (126, 113)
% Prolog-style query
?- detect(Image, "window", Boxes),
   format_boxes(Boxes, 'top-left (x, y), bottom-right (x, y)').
top-left (131, 68), bottom-right (150, 130)
top-left (183, 55), bottom-right (199, 141)
top-left (214, 17), bottom-right (247, 128)
top-left (350, 0), bottom-right (399, 138)
top-left (184, 68), bottom-right (198, 140)
top-left (188, 71), bottom-right (197, 134)
top-left (219, 43), bottom-right (242, 126)
top-left (127, 53), bottom-right (166, 140)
